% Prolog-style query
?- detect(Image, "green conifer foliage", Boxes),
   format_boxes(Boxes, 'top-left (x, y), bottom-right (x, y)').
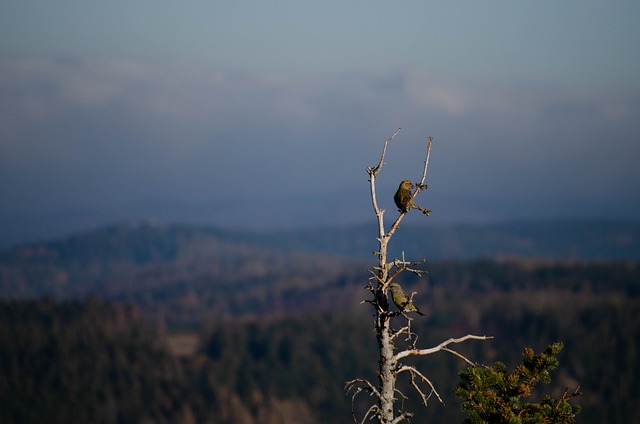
top-left (456, 343), bottom-right (581, 424)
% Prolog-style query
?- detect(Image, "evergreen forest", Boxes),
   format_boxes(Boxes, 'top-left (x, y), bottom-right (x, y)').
top-left (0, 222), bottom-right (638, 423)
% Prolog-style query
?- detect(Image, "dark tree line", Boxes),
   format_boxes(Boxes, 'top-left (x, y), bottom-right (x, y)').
top-left (1, 261), bottom-right (637, 424)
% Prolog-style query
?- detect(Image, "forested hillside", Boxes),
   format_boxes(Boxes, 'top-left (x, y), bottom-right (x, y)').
top-left (0, 222), bottom-right (639, 422)
top-left (0, 300), bottom-right (192, 423)
top-left (2, 278), bottom-right (637, 423)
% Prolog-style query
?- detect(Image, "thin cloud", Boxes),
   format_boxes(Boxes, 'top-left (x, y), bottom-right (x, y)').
top-left (0, 57), bottom-right (638, 226)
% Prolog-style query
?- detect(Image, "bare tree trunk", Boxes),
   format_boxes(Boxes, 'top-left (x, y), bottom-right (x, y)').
top-left (377, 308), bottom-right (395, 422)
top-left (346, 130), bottom-right (491, 424)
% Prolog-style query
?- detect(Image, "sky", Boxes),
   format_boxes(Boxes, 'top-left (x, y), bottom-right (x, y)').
top-left (1, 1), bottom-right (639, 246)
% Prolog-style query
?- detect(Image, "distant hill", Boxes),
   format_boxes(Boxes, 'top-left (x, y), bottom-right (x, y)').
top-left (1, 219), bottom-right (639, 324)
top-left (389, 218), bottom-right (640, 261)
top-left (4, 219), bottom-right (640, 262)
top-left (0, 223), bottom-right (366, 322)
top-left (241, 218), bottom-right (640, 261)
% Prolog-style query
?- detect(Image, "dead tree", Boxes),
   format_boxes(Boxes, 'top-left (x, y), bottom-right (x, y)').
top-left (345, 129), bottom-right (492, 424)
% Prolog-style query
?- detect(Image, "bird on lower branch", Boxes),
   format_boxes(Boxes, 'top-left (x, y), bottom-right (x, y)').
top-left (388, 282), bottom-right (425, 316)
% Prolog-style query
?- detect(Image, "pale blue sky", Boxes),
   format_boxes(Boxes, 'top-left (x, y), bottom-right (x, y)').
top-left (1, 1), bottom-right (639, 244)
top-left (2, 1), bottom-right (639, 86)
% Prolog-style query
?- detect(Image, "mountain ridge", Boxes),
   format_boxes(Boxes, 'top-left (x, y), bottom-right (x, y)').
top-left (3, 217), bottom-right (639, 262)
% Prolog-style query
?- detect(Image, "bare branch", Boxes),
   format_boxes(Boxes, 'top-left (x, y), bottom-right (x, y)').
top-left (397, 365), bottom-right (444, 406)
top-left (368, 128), bottom-right (401, 178)
top-left (345, 379), bottom-right (384, 424)
top-left (389, 325), bottom-right (412, 343)
top-left (367, 131), bottom-right (399, 243)
top-left (370, 134), bottom-right (434, 239)
top-left (345, 378), bottom-right (381, 400)
top-left (561, 385), bottom-right (583, 401)
top-left (394, 334), bottom-right (493, 362)
top-left (391, 412), bottom-right (413, 424)
top-left (385, 212), bottom-right (406, 240)
top-left (412, 367), bottom-right (444, 405)
top-left (410, 370), bottom-right (430, 406)
top-left (418, 136), bottom-right (433, 186)
top-left (368, 269), bottom-right (385, 285)
top-left (394, 387), bottom-right (409, 402)
top-left (386, 259), bottom-right (427, 284)
top-left (412, 205), bottom-right (432, 216)
top-left (402, 137), bottom-right (434, 217)
top-left (357, 404), bottom-right (379, 424)
top-left (440, 347), bottom-right (477, 366)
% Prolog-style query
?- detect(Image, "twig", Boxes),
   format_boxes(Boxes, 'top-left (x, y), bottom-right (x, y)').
top-left (345, 378), bottom-right (381, 399)
top-left (561, 385), bottom-right (582, 401)
top-left (441, 347), bottom-right (477, 366)
top-left (358, 404), bottom-right (379, 424)
top-left (386, 136), bottom-right (434, 237)
top-left (387, 258), bottom-right (427, 283)
top-left (390, 325), bottom-right (411, 342)
top-left (407, 137), bottom-right (434, 216)
top-left (391, 412), bottom-right (414, 424)
top-left (419, 137), bottom-right (433, 186)
top-left (345, 379), bottom-right (384, 424)
top-left (368, 128), bottom-right (401, 178)
top-left (398, 365), bottom-right (444, 406)
top-left (367, 129), bottom-right (400, 241)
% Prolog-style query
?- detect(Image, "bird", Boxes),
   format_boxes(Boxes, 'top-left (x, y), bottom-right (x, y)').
top-left (388, 282), bottom-right (425, 315)
top-left (394, 180), bottom-right (414, 213)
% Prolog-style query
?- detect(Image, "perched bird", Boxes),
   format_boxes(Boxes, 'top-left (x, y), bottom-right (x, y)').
top-left (394, 180), bottom-right (414, 213)
top-left (388, 282), bottom-right (425, 315)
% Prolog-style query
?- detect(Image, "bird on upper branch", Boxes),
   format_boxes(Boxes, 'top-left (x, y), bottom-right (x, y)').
top-left (394, 180), bottom-right (414, 213)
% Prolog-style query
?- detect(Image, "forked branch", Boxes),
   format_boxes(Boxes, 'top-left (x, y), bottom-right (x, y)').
top-left (397, 365), bottom-right (444, 406)
top-left (367, 128), bottom-right (401, 240)
top-left (368, 128), bottom-right (401, 178)
top-left (345, 378), bottom-right (381, 400)
top-left (345, 378), bottom-right (383, 424)
top-left (395, 334), bottom-right (494, 362)
top-left (386, 137), bottom-right (433, 238)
